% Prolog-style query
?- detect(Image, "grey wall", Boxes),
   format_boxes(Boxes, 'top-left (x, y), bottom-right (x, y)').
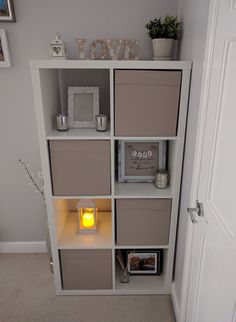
top-left (173, 0), bottom-right (211, 311)
top-left (0, 0), bottom-right (178, 242)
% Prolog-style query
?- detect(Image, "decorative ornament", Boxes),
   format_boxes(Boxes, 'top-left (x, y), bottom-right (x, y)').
top-left (76, 38), bottom-right (139, 60)
top-left (89, 39), bottom-right (110, 60)
top-left (106, 39), bottom-right (124, 60)
top-left (76, 38), bottom-right (87, 60)
top-left (124, 40), bottom-right (139, 60)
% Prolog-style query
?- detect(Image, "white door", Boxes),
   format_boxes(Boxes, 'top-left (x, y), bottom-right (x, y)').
top-left (186, 0), bottom-right (236, 321)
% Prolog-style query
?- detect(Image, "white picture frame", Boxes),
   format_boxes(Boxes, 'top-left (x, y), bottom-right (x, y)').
top-left (68, 87), bottom-right (99, 128)
top-left (0, 29), bottom-right (11, 67)
top-left (118, 140), bottom-right (167, 183)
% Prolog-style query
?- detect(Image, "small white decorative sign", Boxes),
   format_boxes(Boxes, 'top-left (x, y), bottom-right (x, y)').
top-left (118, 141), bottom-right (167, 183)
top-left (50, 33), bottom-right (67, 59)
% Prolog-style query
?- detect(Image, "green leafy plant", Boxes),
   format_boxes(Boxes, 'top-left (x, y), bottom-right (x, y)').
top-left (145, 15), bottom-right (181, 40)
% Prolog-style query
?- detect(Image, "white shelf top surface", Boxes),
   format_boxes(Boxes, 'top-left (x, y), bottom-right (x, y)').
top-left (58, 212), bottom-right (112, 249)
top-left (115, 269), bottom-right (166, 292)
top-left (115, 245), bottom-right (169, 249)
top-left (47, 128), bottom-right (111, 140)
top-left (30, 59), bottom-right (192, 70)
top-left (47, 130), bottom-right (178, 141)
top-left (53, 195), bottom-right (112, 200)
top-left (115, 183), bottom-right (172, 199)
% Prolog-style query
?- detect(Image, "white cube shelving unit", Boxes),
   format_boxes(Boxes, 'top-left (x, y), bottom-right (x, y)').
top-left (30, 60), bottom-right (191, 295)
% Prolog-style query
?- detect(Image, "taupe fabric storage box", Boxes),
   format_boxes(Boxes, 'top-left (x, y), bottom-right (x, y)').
top-left (49, 140), bottom-right (111, 196)
top-left (115, 70), bottom-right (181, 136)
top-left (116, 199), bottom-right (171, 245)
top-left (60, 249), bottom-right (112, 290)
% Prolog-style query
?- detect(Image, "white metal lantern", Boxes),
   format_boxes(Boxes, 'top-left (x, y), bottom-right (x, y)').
top-left (50, 33), bottom-right (67, 59)
top-left (77, 199), bottom-right (97, 234)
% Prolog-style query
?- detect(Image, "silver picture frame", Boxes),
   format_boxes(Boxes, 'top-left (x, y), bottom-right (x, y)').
top-left (0, 0), bottom-right (15, 22)
top-left (68, 86), bottom-right (99, 128)
top-left (118, 140), bottom-right (167, 183)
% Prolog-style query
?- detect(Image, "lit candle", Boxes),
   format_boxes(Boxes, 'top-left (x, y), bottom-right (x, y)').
top-left (82, 212), bottom-right (95, 228)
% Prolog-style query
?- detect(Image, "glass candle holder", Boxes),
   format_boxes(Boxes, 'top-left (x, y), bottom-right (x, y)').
top-left (155, 169), bottom-right (169, 189)
top-left (120, 271), bottom-right (129, 283)
top-left (95, 114), bottom-right (108, 132)
top-left (56, 114), bottom-right (69, 131)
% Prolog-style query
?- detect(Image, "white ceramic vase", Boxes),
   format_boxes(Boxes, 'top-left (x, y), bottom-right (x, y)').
top-left (152, 38), bottom-right (174, 60)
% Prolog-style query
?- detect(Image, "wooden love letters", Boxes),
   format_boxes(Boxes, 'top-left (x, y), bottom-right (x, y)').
top-left (76, 38), bottom-right (139, 60)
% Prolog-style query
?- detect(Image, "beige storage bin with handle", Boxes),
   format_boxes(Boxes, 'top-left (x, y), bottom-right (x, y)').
top-left (116, 198), bottom-right (172, 245)
top-left (60, 249), bottom-right (112, 290)
top-left (49, 140), bottom-right (111, 196)
top-left (115, 70), bottom-right (181, 137)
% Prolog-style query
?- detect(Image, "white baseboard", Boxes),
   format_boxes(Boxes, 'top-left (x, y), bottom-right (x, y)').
top-left (172, 282), bottom-right (180, 322)
top-left (0, 241), bottom-right (47, 253)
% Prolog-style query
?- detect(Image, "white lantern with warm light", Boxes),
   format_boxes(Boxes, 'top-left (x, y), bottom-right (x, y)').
top-left (77, 199), bottom-right (97, 234)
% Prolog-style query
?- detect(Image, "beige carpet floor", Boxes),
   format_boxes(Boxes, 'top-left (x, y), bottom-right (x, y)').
top-left (0, 254), bottom-right (176, 322)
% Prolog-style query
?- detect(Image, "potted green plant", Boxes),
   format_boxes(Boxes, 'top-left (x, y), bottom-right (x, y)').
top-left (145, 15), bottom-right (181, 60)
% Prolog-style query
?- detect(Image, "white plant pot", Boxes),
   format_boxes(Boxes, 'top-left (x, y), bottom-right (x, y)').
top-left (152, 38), bottom-right (174, 60)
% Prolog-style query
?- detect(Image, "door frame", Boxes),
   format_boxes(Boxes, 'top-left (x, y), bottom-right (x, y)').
top-left (173, 0), bottom-right (221, 321)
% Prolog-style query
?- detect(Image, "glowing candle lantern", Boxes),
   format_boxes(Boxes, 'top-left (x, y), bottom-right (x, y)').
top-left (77, 199), bottom-right (97, 234)
top-left (82, 211), bottom-right (95, 228)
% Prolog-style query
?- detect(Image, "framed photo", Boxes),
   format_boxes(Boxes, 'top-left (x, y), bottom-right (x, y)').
top-left (127, 250), bottom-right (162, 275)
top-left (0, 29), bottom-right (11, 67)
top-left (68, 87), bottom-right (99, 128)
top-left (118, 140), bottom-right (166, 182)
top-left (0, 0), bottom-right (15, 22)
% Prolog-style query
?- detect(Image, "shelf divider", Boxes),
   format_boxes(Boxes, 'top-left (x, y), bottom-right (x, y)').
top-left (47, 127), bottom-right (111, 140)
top-left (115, 182), bottom-right (172, 199)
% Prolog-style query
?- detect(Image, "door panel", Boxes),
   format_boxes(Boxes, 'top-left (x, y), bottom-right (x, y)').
top-left (186, 0), bottom-right (236, 321)
top-left (192, 205), bottom-right (236, 322)
top-left (209, 39), bottom-right (236, 234)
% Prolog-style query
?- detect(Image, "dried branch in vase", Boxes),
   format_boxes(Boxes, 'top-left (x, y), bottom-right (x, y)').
top-left (116, 249), bottom-right (134, 273)
top-left (18, 159), bottom-right (53, 270)
top-left (18, 159), bottom-right (45, 201)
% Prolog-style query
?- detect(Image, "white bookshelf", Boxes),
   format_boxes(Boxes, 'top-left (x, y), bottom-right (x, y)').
top-left (30, 60), bottom-right (191, 295)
